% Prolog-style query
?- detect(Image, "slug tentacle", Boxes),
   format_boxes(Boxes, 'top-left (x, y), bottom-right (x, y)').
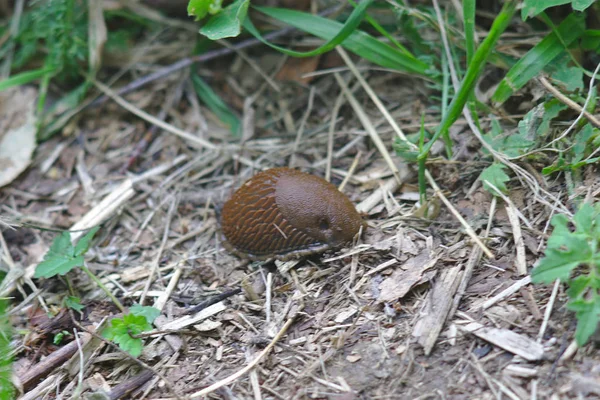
top-left (221, 168), bottom-right (365, 261)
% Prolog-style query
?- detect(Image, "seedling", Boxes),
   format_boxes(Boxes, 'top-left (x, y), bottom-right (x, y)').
top-left (532, 203), bottom-right (600, 346)
top-left (102, 305), bottom-right (160, 357)
top-left (34, 227), bottom-right (124, 312)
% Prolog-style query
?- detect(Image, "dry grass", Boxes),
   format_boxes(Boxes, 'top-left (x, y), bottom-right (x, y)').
top-left (1, 8), bottom-right (600, 400)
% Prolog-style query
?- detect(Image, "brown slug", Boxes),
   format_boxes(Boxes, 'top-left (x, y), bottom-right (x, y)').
top-left (221, 167), bottom-right (365, 260)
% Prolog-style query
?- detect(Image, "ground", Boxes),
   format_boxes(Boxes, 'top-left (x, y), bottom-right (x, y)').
top-left (1, 2), bottom-right (600, 400)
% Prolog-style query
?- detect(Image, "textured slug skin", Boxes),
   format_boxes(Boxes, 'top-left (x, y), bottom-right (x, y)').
top-left (221, 168), bottom-right (364, 260)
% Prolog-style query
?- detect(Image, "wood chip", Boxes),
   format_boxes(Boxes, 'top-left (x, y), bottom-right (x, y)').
top-left (378, 251), bottom-right (439, 303)
top-left (459, 321), bottom-right (544, 361)
top-left (413, 265), bottom-right (462, 355)
top-left (161, 302), bottom-right (226, 331)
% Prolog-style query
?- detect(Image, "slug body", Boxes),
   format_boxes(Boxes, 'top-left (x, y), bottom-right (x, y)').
top-left (222, 168), bottom-right (364, 260)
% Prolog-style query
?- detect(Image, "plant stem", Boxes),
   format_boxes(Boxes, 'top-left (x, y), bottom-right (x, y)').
top-left (418, 0), bottom-right (517, 161)
top-left (81, 262), bottom-right (125, 312)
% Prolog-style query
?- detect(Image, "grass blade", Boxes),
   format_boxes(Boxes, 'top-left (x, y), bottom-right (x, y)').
top-left (492, 12), bottom-right (585, 104)
top-left (249, 5), bottom-right (432, 77)
top-left (0, 67), bottom-right (55, 92)
top-left (191, 73), bottom-right (240, 136)
top-left (243, 1), bottom-right (373, 58)
top-left (419, 0), bottom-right (518, 160)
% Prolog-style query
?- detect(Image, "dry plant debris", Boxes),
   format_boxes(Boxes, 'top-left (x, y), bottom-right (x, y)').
top-left (1, 2), bottom-right (600, 399)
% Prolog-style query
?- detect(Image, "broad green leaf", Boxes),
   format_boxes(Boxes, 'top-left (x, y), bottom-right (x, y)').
top-left (34, 254), bottom-right (84, 278)
top-left (188, 0), bottom-right (223, 21)
top-left (479, 163), bottom-right (510, 195)
top-left (102, 314), bottom-right (152, 357)
top-left (532, 206), bottom-right (598, 283)
top-left (47, 231), bottom-right (74, 259)
top-left (492, 13), bottom-right (585, 105)
top-left (65, 296), bottom-right (85, 313)
top-left (35, 232), bottom-right (81, 278)
top-left (551, 66), bottom-right (584, 91)
top-left (572, 0), bottom-right (596, 11)
top-left (567, 296), bottom-right (600, 346)
top-left (199, 0), bottom-right (249, 40)
top-left (521, 0), bottom-right (595, 19)
top-left (521, 0), bottom-right (570, 19)
top-left (74, 226), bottom-right (100, 257)
top-left (248, 5), bottom-right (431, 77)
top-left (53, 330), bottom-right (70, 345)
top-left (582, 30), bottom-right (600, 52)
top-left (130, 305), bottom-right (160, 324)
top-left (34, 228), bottom-right (98, 278)
top-left (191, 74), bottom-right (240, 136)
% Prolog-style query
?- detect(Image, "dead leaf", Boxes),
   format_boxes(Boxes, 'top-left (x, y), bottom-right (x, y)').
top-left (275, 56), bottom-right (321, 84)
top-left (88, 0), bottom-right (107, 75)
top-left (0, 87), bottom-right (37, 187)
top-left (378, 251), bottom-right (438, 302)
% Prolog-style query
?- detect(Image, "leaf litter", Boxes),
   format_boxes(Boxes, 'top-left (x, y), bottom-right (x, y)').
top-left (0, 10), bottom-right (599, 400)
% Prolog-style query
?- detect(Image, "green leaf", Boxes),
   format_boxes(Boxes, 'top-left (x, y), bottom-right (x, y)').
top-left (102, 314), bottom-right (152, 357)
top-left (74, 227), bottom-right (100, 257)
top-left (479, 163), bottom-right (510, 195)
top-left (191, 73), bottom-right (240, 136)
top-left (572, 0), bottom-right (597, 12)
top-left (53, 330), bottom-right (71, 345)
top-left (419, 0), bottom-right (518, 160)
top-left (65, 296), bottom-right (85, 313)
top-left (492, 13), bottom-right (585, 104)
top-left (199, 0), bottom-right (249, 40)
top-left (247, 5), bottom-right (430, 76)
top-left (47, 231), bottom-right (75, 259)
top-left (531, 205), bottom-right (598, 283)
top-left (34, 232), bottom-right (81, 278)
top-left (572, 124), bottom-right (595, 163)
top-left (551, 66), bottom-right (584, 91)
top-left (34, 227), bottom-right (99, 279)
top-left (188, 0), bottom-right (223, 21)
top-left (0, 67), bottom-right (55, 92)
top-left (244, 1), bottom-right (372, 58)
top-left (521, 0), bottom-right (595, 19)
top-left (567, 295), bottom-right (600, 346)
top-left (130, 305), bottom-right (160, 324)
top-left (521, 0), bottom-right (570, 19)
top-left (482, 118), bottom-right (534, 158)
top-left (0, 300), bottom-right (14, 400)
top-left (567, 275), bottom-right (592, 298)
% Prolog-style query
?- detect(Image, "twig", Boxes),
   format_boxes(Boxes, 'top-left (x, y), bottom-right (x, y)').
top-left (539, 73), bottom-right (600, 129)
top-left (81, 262), bottom-right (125, 312)
top-left (180, 288), bottom-right (242, 316)
top-left (537, 279), bottom-right (561, 343)
top-left (189, 317), bottom-right (295, 398)
top-left (90, 78), bottom-right (217, 150)
top-left (140, 195), bottom-right (178, 305)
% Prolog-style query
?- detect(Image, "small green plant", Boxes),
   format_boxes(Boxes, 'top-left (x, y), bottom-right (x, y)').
top-left (0, 300), bottom-right (13, 400)
top-left (34, 228), bottom-right (98, 279)
top-left (53, 330), bottom-right (72, 345)
top-left (532, 203), bottom-right (600, 346)
top-left (102, 305), bottom-right (159, 357)
top-left (34, 227), bottom-right (125, 313)
top-left (65, 296), bottom-right (85, 313)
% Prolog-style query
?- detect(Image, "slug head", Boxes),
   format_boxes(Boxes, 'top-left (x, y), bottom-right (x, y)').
top-left (275, 171), bottom-right (364, 247)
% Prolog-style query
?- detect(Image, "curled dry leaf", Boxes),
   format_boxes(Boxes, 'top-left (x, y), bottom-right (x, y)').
top-left (0, 87), bottom-right (38, 188)
top-left (377, 251), bottom-right (438, 303)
